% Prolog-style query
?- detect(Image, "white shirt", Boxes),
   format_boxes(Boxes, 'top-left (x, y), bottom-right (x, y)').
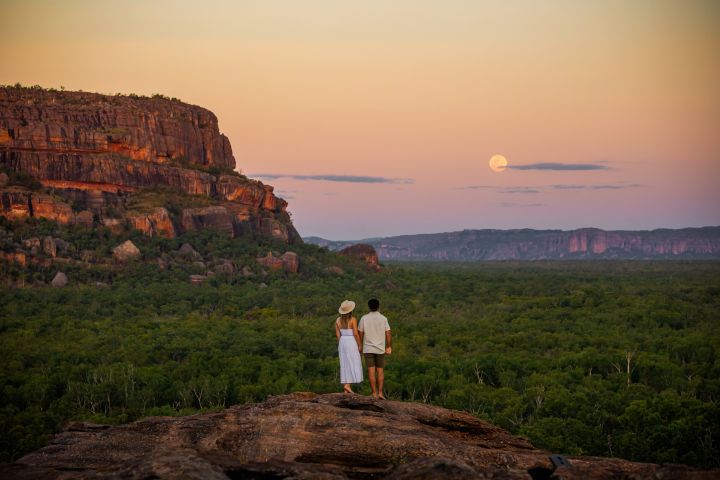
top-left (358, 311), bottom-right (390, 354)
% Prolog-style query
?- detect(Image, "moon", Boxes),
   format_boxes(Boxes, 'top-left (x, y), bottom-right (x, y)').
top-left (489, 154), bottom-right (508, 173)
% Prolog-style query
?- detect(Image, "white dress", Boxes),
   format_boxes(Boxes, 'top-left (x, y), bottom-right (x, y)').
top-left (337, 320), bottom-right (363, 384)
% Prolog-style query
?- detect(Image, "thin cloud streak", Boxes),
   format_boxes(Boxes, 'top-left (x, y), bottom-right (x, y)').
top-left (552, 183), bottom-right (644, 190)
top-left (498, 202), bottom-right (544, 208)
top-left (499, 187), bottom-right (541, 194)
top-left (252, 173), bottom-right (414, 184)
top-left (509, 162), bottom-right (609, 171)
top-left (458, 182), bottom-right (644, 193)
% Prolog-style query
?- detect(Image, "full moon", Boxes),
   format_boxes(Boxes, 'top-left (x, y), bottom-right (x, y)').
top-left (489, 154), bottom-right (508, 173)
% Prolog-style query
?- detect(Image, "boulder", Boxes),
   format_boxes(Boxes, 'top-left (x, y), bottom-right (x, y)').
top-left (257, 251), bottom-right (299, 273)
top-left (42, 236), bottom-right (56, 258)
top-left (256, 252), bottom-right (284, 272)
top-left (215, 260), bottom-right (236, 275)
top-left (178, 243), bottom-right (202, 260)
top-left (112, 240), bottom-right (141, 262)
top-left (53, 238), bottom-right (70, 255)
top-left (22, 238), bottom-right (40, 249)
top-left (280, 251), bottom-right (299, 273)
top-left (50, 272), bottom-right (68, 288)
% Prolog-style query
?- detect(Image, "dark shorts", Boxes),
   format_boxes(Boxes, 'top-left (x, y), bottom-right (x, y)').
top-left (364, 353), bottom-right (385, 369)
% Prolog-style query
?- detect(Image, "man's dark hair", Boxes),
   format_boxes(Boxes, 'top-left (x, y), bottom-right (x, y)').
top-left (368, 298), bottom-right (380, 311)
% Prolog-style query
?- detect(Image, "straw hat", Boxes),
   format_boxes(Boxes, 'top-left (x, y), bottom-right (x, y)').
top-left (338, 300), bottom-right (356, 315)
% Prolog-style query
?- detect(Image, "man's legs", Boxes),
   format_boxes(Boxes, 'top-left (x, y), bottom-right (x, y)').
top-left (368, 366), bottom-right (378, 398)
top-left (377, 368), bottom-right (385, 399)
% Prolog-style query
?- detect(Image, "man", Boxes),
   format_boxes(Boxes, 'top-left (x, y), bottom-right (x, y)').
top-left (358, 298), bottom-right (392, 399)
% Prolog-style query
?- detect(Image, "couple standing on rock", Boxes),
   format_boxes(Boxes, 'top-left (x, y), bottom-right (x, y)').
top-left (335, 298), bottom-right (392, 399)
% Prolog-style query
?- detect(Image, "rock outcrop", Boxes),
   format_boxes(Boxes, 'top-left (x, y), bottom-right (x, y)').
top-left (339, 243), bottom-right (381, 270)
top-left (256, 251), bottom-right (299, 273)
top-left (2, 393), bottom-right (715, 480)
top-left (0, 86), bottom-right (300, 243)
top-left (308, 227), bottom-right (720, 260)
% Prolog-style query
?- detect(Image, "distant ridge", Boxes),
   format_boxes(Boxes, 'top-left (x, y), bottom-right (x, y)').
top-left (305, 226), bottom-right (720, 260)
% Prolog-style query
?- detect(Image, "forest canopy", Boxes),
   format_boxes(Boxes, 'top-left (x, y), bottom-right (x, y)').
top-left (0, 223), bottom-right (718, 468)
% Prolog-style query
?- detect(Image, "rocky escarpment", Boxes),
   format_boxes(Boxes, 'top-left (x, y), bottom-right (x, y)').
top-left (307, 227), bottom-right (720, 260)
top-left (1, 393), bottom-right (714, 480)
top-left (0, 86), bottom-right (299, 242)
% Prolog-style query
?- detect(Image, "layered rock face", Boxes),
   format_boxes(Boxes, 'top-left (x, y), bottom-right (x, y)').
top-left (2, 393), bottom-right (715, 480)
top-left (308, 227), bottom-right (720, 260)
top-left (0, 86), bottom-right (299, 243)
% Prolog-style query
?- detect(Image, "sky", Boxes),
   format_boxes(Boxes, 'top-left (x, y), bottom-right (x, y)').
top-left (2, 0), bottom-right (719, 240)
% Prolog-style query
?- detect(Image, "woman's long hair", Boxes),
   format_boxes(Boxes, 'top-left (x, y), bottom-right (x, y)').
top-left (339, 312), bottom-right (353, 329)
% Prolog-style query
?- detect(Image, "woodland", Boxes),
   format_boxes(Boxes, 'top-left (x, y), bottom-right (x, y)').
top-left (1, 218), bottom-right (718, 468)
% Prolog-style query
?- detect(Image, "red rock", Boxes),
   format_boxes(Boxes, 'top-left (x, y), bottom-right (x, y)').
top-left (128, 207), bottom-right (176, 238)
top-left (256, 252), bottom-right (285, 272)
top-left (0, 86), bottom-right (300, 244)
top-left (31, 193), bottom-right (75, 224)
top-left (2, 393), bottom-right (715, 480)
top-left (181, 206), bottom-right (234, 237)
top-left (0, 87), bottom-right (235, 171)
top-left (0, 250), bottom-right (26, 266)
top-left (339, 243), bottom-right (381, 271)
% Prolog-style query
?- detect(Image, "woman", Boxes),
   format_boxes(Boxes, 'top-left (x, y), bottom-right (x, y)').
top-left (335, 300), bottom-right (363, 393)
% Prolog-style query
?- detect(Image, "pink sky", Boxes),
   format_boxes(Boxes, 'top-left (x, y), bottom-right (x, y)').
top-left (2, 0), bottom-right (719, 239)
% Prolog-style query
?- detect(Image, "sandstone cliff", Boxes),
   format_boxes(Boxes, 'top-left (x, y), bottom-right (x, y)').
top-left (2, 393), bottom-right (714, 480)
top-left (0, 85), bottom-right (300, 243)
top-left (307, 227), bottom-right (720, 260)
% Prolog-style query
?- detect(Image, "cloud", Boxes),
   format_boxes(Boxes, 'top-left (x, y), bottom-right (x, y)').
top-left (252, 173), bottom-right (414, 184)
top-left (498, 202), bottom-right (544, 208)
top-left (499, 187), bottom-right (541, 194)
top-left (458, 185), bottom-right (495, 190)
top-left (509, 162), bottom-right (609, 171)
top-left (551, 183), bottom-right (643, 190)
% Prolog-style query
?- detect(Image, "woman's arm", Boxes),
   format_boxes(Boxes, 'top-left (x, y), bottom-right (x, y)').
top-left (335, 320), bottom-right (340, 342)
top-left (351, 318), bottom-right (362, 351)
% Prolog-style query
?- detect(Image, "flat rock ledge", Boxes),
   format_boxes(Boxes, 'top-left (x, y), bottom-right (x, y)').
top-left (1, 392), bottom-right (716, 479)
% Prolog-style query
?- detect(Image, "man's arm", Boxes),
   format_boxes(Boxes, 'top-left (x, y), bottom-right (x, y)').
top-left (385, 330), bottom-right (392, 355)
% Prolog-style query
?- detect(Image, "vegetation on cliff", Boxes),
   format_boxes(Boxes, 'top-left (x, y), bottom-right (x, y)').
top-left (1, 222), bottom-right (718, 468)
